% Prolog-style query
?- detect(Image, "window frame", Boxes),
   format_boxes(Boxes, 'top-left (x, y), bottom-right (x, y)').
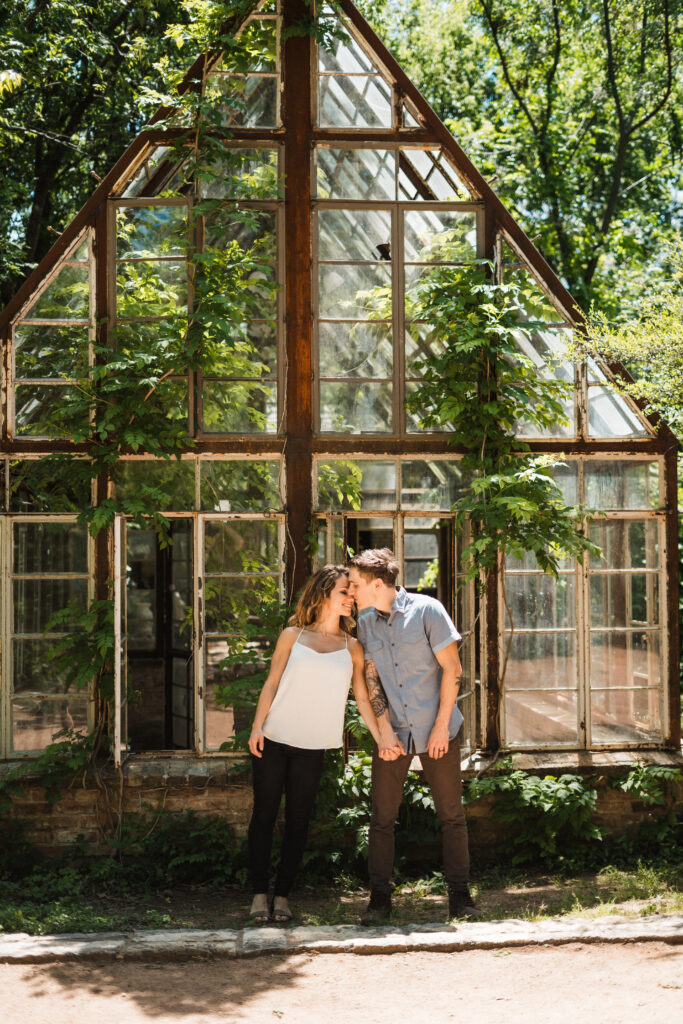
top-left (1, 513), bottom-right (96, 758)
top-left (311, 181), bottom-right (485, 436)
top-left (500, 454), bottom-right (668, 751)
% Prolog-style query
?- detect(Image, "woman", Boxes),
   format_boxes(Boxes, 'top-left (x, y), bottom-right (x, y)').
top-left (247, 564), bottom-right (389, 924)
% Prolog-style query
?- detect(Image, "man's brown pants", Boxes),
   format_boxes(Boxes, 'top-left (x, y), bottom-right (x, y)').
top-left (368, 738), bottom-right (470, 894)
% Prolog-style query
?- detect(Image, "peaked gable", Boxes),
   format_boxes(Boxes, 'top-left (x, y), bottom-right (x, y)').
top-left (0, 0), bottom-right (665, 443)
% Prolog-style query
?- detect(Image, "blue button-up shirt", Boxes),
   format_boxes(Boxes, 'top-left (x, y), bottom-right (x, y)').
top-left (357, 586), bottom-right (463, 754)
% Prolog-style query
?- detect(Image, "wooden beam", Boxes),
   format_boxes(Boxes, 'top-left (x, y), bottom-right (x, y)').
top-left (282, 0), bottom-right (313, 602)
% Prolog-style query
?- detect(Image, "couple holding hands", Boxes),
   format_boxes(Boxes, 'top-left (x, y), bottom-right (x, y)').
top-left (247, 547), bottom-right (476, 926)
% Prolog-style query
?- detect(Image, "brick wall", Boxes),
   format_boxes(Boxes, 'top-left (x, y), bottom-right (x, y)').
top-left (2, 754), bottom-right (681, 862)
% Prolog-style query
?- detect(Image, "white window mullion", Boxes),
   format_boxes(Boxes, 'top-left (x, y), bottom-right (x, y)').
top-left (195, 514), bottom-right (206, 753)
top-left (113, 515), bottom-right (126, 767)
top-left (1, 516), bottom-right (10, 758)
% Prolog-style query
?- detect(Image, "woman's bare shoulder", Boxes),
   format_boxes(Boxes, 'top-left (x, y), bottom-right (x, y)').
top-left (348, 636), bottom-right (364, 658)
top-left (274, 625), bottom-right (299, 650)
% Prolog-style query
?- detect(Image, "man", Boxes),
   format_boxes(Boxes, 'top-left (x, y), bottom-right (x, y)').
top-left (348, 547), bottom-right (476, 924)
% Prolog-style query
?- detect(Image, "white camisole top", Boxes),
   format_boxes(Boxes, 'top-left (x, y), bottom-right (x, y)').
top-left (262, 629), bottom-right (353, 750)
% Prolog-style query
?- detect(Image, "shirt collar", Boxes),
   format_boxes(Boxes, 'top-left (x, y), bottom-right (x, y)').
top-left (374, 585), bottom-right (407, 622)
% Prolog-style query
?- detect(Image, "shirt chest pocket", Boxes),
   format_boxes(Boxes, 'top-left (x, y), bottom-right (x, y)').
top-left (364, 639), bottom-right (384, 658)
top-left (399, 626), bottom-right (432, 663)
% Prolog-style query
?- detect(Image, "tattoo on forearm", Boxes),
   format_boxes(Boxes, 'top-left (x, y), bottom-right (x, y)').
top-left (365, 659), bottom-right (389, 717)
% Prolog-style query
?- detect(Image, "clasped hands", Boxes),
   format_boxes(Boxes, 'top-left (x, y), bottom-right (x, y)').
top-left (377, 727), bottom-right (406, 761)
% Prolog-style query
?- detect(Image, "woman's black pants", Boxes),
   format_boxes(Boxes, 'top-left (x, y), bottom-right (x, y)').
top-left (248, 737), bottom-right (325, 897)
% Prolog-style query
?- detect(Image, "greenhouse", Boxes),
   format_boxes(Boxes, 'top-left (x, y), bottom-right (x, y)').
top-left (0, 0), bottom-right (678, 767)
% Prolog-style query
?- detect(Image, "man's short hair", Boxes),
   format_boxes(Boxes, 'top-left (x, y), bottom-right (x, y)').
top-left (349, 548), bottom-right (399, 586)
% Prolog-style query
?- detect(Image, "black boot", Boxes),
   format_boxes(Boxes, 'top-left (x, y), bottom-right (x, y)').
top-left (448, 885), bottom-right (479, 921)
top-left (360, 890), bottom-right (392, 926)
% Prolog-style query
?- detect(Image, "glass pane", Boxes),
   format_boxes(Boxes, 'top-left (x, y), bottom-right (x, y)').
top-left (221, 19), bottom-right (277, 73)
top-left (316, 147), bottom-right (396, 200)
top-left (116, 261), bottom-right (187, 318)
top-left (588, 386), bottom-right (649, 438)
top-left (13, 639), bottom-right (84, 694)
top-left (15, 384), bottom-right (85, 438)
top-left (506, 632), bottom-right (577, 690)
top-left (504, 574), bottom-right (575, 630)
top-left (13, 579), bottom-right (88, 634)
top-left (317, 460), bottom-right (396, 511)
top-left (590, 631), bottom-right (661, 689)
top-left (320, 381), bottom-right (392, 432)
top-left (204, 651), bottom-right (236, 751)
top-left (318, 208), bottom-right (392, 262)
top-left (316, 518), bottom-right (346, 565)
top-left (169, 520), bottom-right (193, 648)
top-left (149, 376), bottom-right (188, 424)
top-left (14, 325), bottom-right (89, 380)
top-left (204, 519), bottom-right (280, 574)
top-left (10, 460), bottom-right (91, 513)
top-left (116, 205), bottom-right (187, 258)
top-left (399, 149), bottom-right (468, 201)
top-left (401, 460), bottom-right (468, 509)
top-left (121, 146), bottom-right (185, 198)
top-left (402, 103), bottom-right (421, 128)
top-left (126, 528), bottom-right (157, 650)
top-left (551, 460), bottom-right (579, 505)
top-left (319, 24), bottom-right (375, 73)
top-left (201, 320), bottom-right (276, 379)
top-left (26, 265), bottom-right (90, 320)
top-left (405, 323), bottom-right (443, 369)
top-left (318, 263), bottom-right (391, 320)
top-left (589, 520), bottom-right (659, 570)
top-left (346, 517), bottom-right (395, 560)
top-left (319, 321), bottom-right (393, 378)
top-left (505, 633), bottom-right (579, 744)
top-left (404, 210), bottom-right (477, 263)
top-left (405, 381), bottom-right (452, 432)
top-left (114, 460), bottom-right (196, 510)
top-left (12, 698), bottom-right (89, 751)
top-left (204, 575), bottom-right (280, 633)
top-left (512, 327), bottom-right (574, 382)
top-left (587, 356), bottom-right (610, 383)
top-left (13, 522), bottom-right (88, 574)
top-left (515, 394), bottom-right (575, 438)
top-left (201, 380), bottom-right (277, 433)
top-left (199, 148), bottom-right (280, 200)
top-left (591, 686), bottom-right (661, 745)
top-left (111, 320), bottom-right (186, 368)
top-left (203, 631), bottom-right (273, 751)
top-left (204, 207), bottom-right (276, 257)
top-left (208, 75), bottom-right (278, 128)
top-left (403, 518), bottom-right (453, 598)
top-left (505, 688), bottom-right (579, 746)
top-left (200, 460), bottom-right (281, 512)
top-left (504, 265), bottom-right (564, 323)
top-left (319, 75), bottom-right (392, 128)
top-left (590, 574), bottom-right (659, 628)
top-left (584, 461), bottom-right (660, 509)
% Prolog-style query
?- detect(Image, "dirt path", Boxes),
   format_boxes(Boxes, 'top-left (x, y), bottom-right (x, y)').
top-left (3, 943), bottom-right (682, 1024)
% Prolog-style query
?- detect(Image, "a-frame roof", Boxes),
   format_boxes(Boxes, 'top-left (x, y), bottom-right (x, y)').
top-left (0, 0), bottom-right (672, 443)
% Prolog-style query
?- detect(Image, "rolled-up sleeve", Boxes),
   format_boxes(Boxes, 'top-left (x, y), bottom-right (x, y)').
top-left (423, 601), bottom-right (461, 654)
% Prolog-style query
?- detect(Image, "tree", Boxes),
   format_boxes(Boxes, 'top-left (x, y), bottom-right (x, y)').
top-left (582, 234), bottom-right (683, 433)
top-left (0, 0), bottom-right (189, 306)
top-left (358, 0), bottom-right (683, 315)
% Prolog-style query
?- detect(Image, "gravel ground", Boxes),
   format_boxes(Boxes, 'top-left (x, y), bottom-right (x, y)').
top-left (3, 942), bottom-right (683, 1024)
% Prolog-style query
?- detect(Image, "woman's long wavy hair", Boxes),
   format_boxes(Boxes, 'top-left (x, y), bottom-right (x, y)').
top-left (289, 564), bottom-right (354, 634)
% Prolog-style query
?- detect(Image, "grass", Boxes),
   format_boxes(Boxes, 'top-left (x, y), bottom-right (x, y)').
top-left (0, 859), bottom-right (681, 936)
